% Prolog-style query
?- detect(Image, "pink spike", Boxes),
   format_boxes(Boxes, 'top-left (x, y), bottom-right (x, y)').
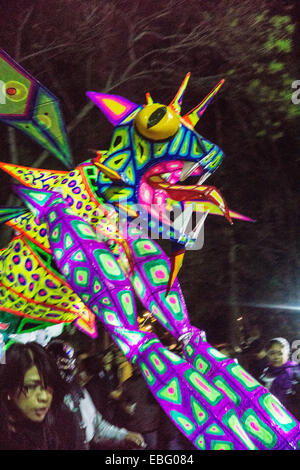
top-left (183, 79), bottom-right (225, 128)
top-left (86, 92), bottom-right (140, 126)
top-left (145, 92), bottom-right (154, 105)
top-left (169, 72), bottom-right (191, 114)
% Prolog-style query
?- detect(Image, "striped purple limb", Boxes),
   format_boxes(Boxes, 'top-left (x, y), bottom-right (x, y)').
top-left (180, 327), bottom-right (300, 450)
top-left (122, 232), bottom-right (193, 339)
top-left (121, 232), bottom-right (300, 449)
top-left (13, 187), bottom-right (139, 331)
top-left (15, 188), bottom-right (258, 449)
top-left (16, 189), bottom-right (299, 450)
top-left (110, 326), bottom-right (258, 450)
top-left (33, 193), bottom-right (257, 450)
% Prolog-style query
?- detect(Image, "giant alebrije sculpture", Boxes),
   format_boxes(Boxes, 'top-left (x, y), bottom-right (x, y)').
top-left (0, 49), bottom-right (299, 450)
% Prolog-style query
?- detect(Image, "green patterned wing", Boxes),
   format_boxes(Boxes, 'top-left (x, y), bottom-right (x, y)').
top-left (0, 49), bottom-right (73, 168)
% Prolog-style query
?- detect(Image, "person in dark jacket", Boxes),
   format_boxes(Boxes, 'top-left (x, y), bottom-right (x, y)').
top-left (46, 339), bottom-right (145, 450)
top-left (244, 339), bottom-right (269, 381)
top-left (260, 337), bottom-right (300, 418)
top-left (76, 351), bottom-right (116, 422)
top-left (0, 341), bottom-right (85, 450)
top-left (115, 365), bottom-right (161, 450)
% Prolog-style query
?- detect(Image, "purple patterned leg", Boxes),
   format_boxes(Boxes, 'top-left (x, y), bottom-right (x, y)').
top-left (180, 327), bottom-right (300, 450)
top-left (110, 326), bottom-right (258, 450)
top-left (16, 187), bottom-right (261, 450)
top-left (13, 187), bottom-right (140, 332)
top-left (124, 232), bottom-right (300, 449)
top-left (122, 230), bottom-right (193, 339)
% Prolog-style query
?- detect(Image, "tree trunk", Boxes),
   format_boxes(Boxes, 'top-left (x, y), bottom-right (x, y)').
top-left (226, 227), bottom-right (242, 348)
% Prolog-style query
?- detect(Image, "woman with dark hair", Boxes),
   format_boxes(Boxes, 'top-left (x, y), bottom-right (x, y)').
top-left (0, 341), bottom-right (85, 450)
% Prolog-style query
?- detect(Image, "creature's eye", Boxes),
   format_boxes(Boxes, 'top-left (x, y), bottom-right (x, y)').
top-left (5, 80), bottom-right (29, 102)
top-left (134, 103), bottom-right (180, 141)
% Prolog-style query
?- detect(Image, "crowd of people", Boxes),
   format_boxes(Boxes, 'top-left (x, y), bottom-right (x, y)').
top-left (217, 335), bottom-right (300, 420)
top-left (241, 336), bottom-right (300, 417)
top-left (0, 341), bottom-right (146, 450)
top-left (0, 329), bottom-right (300, 450)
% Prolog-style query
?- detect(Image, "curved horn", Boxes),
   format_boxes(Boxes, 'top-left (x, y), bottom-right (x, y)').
top-left (183, 79), bottom-right (225, 128)
top-left (169, 72), bottom-right (191, 115)
top-left (86, 92), bottom-right (140, 126)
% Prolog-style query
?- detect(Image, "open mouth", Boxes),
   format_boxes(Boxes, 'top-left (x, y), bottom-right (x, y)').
top-left (138, 158), bottom-right (232, 225)
top-left (34, 407), bottom-right (49, 419)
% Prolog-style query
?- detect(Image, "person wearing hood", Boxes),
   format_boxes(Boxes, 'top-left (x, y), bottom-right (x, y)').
top-left (260, 337), bottom-right (300, 418)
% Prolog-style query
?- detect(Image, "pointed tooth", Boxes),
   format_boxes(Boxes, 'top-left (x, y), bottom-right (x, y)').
top-left (185, 210), bottom-right (209, 248)
top-left (165, 250), bottom-right (185, 296)
top-left (197, 172), bottom-right (210, 185)
top-left (188, 210), bottom-right (209, 239)
top-left (161, 172), bottom-right (172, 181)
top-left (179, 161), bottom-right (200, 182)
top-left (173, 202), bottom-right (195, 234)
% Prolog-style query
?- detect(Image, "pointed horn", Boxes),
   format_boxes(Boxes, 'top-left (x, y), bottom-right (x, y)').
top-left (74, 311), bottom-right (98, 338)
top-left (169, 72), bottom-right (191, 115)
top-left (113, 202), bottom-right (139, 219)
top-left (86, 92), bottom-right (141, 126)
top-left (145, 92), bottom-right (154, 105)
top-left (117, 239), bottom-right (135, 276)
top-left (74, 316), bottom-right (98, 339)
top-left (13, 185), bottom-right (64, 221)
top-left (185, 209), bottom-right (209, 249)
top-left (94, 161), bottom-right (124, 182)
top-left (183, 79), bottom-right (225, 128)
top-left (166, 248), bottom-right (185, 296)
top-left (0, 206), bottom-right (29, 225)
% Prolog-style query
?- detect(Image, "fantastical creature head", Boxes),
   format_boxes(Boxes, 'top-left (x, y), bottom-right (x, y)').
top-left (87, 74), bottom-right (231, 252)
top-left (0, 50), bottom-right (252, 295)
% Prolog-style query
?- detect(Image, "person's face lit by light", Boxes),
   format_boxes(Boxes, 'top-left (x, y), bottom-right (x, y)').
top-left (267, 343), bottom-right (289, 367)
top-left (13, 365), bottom-right (53, 422)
